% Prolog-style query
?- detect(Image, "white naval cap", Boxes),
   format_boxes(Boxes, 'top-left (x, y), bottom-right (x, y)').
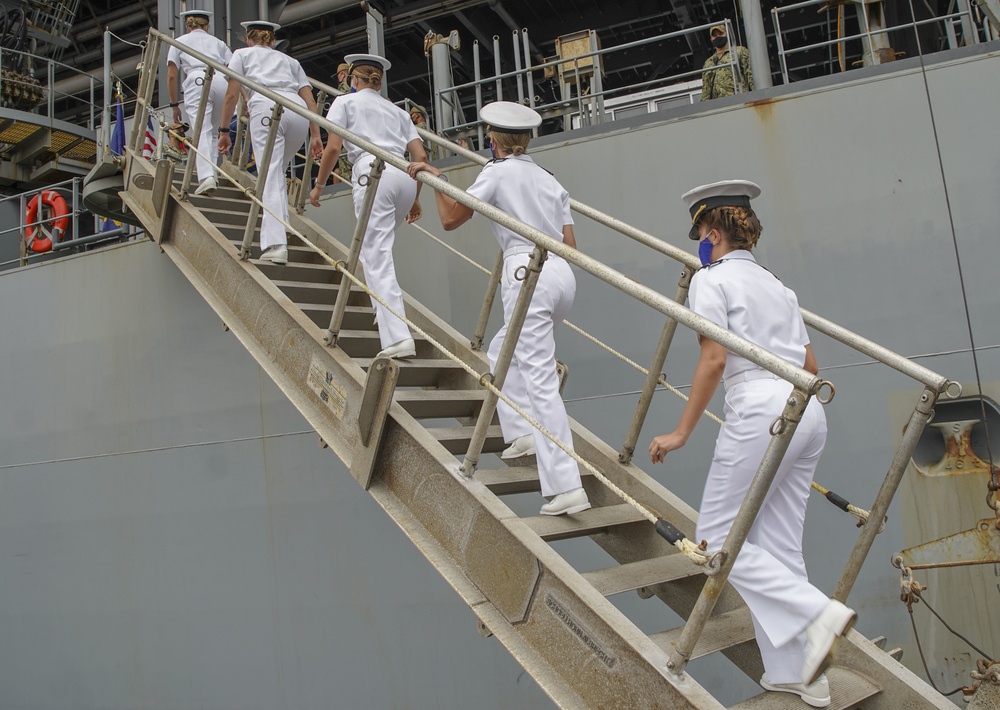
top-left (180, 9), bottom-right (213, 20)
top-left (682, 179), bottom-right (761, 239)
top-left (240, 20), bottom-right (281, 32)
top-left (345, 53), bottom-right (392, 72)
top-left (480, 101), bottom-right (542, 133)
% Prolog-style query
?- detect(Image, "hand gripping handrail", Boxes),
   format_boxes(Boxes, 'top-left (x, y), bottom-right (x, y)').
top-left (145, 28), bottom-right (824, 397)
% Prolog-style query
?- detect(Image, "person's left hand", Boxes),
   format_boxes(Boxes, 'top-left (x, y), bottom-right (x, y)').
top-left (309, 136), bottom-right (323, 159)
top-left (648, 431), bottom-right (687, 464)
top-left (406, 161), bottom-right (438, 180)
top-left (218, 132), bottom-right (232, 155)
top-left (405, 200), bottom-right (422, 224)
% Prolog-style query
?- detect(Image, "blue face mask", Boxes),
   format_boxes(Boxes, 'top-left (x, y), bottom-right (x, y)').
top-left (489, 141), bottom-right (497, 160)
top-left (698, 236), bottom-right (715, 266)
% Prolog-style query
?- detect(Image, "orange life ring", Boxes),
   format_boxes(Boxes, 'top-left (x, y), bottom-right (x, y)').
top-left (26, 190), bottom-right (69, 253)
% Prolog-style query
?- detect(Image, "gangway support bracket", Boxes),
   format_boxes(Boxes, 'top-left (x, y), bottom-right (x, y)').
top-left (131, 158), bottom-right (177, 245)
top-left (351, 355), bottom-right (400, 490)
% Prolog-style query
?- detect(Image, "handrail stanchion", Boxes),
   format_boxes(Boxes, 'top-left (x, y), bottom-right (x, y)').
top-left (296, 89), bottom-right (325, 213)
top-left (834, 386), bottom-right (938, 602)
top-left (324, 157), bottom-right (384, 346)
top-left (47, 60), bottom-right (55, 119)
top-left (513, 30), bottom-right (524, 103)
top-left (461, 248), bottom-right (546, 477)
top-left (493, 35), bottom-right (503, 101)
top-left (522, 29), bottom-right (535, 112)
top-left (473, 41), bottom-right (484, 150)
top-left (181, 67), bottom-right (215, 197)
top-left (131, 32), bottom-right (157, 153)
top-left (667, 388), bottom-right (812, 675)
top-left (471, 249), bottom-right (503, 351)
top-left (619, 266), bottom-right (694, 464)
top-left (238, 111), bottom-right (252, 169)
top-left (232, 93), bottom-right (246, 167)
top-left (239, 102), bottom-right (283, 260)
top-left (71, 177), bottom-right (79, 242)
top-left (19, 192), bottom-right (27, 267)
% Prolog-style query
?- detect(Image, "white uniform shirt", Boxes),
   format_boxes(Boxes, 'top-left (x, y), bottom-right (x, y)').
top-left (465, 155), bottom-right (573, 252)
top-left (325, 89), bottom-right (418, 166)
top-left (228, 46), bottom-right (310, 95)
top-left (167, 29), bottom-right (232, 75)
top-left (688, 249), bottom-right (808, 380)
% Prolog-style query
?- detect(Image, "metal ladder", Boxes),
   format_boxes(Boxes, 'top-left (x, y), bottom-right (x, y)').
top-left (113, 28), bottom-right (961, 710)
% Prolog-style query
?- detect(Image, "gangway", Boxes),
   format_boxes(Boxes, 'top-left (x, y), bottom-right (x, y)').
top-left (111, 28), bottom-right (962, 709)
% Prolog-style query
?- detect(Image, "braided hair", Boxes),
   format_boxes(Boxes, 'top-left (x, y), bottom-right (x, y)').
top-left (185, 16), bottom-right (209, 31)
top-left (699, 205), bottom-right (762, 250)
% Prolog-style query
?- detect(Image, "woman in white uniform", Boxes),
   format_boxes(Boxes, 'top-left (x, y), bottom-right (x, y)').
top-left (648, 181), bottom-right (856, 707)
top-left (218, 21), bottom-right (323, 264)
top-left (308, 54), bottom-right (427, 359)
top-left (407, 102), bottom-right (591, 517)
top-left (166, 9), bottom-right (232, 195)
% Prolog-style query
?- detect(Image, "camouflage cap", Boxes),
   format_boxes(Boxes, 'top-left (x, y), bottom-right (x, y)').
top-left (337, 63), bottom-right (349, 73)
top-left (709, 24), bottom-right (727, 37)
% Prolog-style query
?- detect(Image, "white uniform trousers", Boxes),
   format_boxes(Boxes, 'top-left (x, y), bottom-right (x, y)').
top-left (182, 71), bottom-right (227, 183)
top-left (488, 250), bottom-right (583, 497)
top-left (351, 157), bottom-right (416, 349)
top-left (696, 376), bottom-right (830, 684)
top-left (248, 92), bottom-right (309, 251)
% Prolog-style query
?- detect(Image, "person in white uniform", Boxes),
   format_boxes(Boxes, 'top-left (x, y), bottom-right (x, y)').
top-left (407, 102), bottom-right (591, 517)
top-left (648, 181), bottom-right (857, 707)
top-left (217, 20), bottom-right (323, 265)
top-left (308, 54), bottom-right (427, 359)
top-left (166, 9), bottom-right (232, 196)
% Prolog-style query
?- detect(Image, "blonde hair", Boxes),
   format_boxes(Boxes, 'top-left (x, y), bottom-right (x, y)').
top-left (245, 28), bottom-right (275, 46)
top-left (185, 16), bottom-right (210, 30)
top-left (351, 64), bottom-right (383, 89)
top-left (699, 205), bottom-right (762, 249)
top-left (489, 129), bottom-right (530, 156)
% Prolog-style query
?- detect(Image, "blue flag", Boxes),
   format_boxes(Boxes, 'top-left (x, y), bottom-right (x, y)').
top-left (104, 93), bottom-right (126, 231)
top-left (110, 93), bottom-right (125, 157)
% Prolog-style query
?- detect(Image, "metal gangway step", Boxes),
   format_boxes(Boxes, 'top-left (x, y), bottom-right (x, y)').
top-left (112, 28), bottom-right (962, 710)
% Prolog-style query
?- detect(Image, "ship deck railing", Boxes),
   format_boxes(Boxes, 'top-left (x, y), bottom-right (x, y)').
top-left (772, 0), bottom-right (989, 82)
top-left (0, 175), bottom-right (130, 271)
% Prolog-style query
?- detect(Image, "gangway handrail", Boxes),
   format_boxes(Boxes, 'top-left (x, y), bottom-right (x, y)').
top-left (406, 124), bottom-right (953, 394)
top-left (143, 28), bottom-right (824, 397)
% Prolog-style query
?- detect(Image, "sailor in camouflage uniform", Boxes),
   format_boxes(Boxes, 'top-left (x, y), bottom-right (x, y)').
top-left (334, 62), bottom-right (352, 182)
top-left (701, 24), bottom-right (754, 101)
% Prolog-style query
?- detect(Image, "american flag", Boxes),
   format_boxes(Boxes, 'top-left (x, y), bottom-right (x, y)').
top-left (142, 118), bottom-right (157, 159)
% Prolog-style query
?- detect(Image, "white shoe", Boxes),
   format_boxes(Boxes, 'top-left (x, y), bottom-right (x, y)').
top-left (377, 338), bottom-right (416, 359)
top-left (194, 176), bottom-right (217, 195)
top-left (540, 488), bottom-right (591, 516)
top-left (761, 673), bottom-right (831, 708)
top-left (500, 434), bottom-right (536, 460)
top-left (260, 245), bottom-right (288, 264)
top-left (802, 600), bottom-right (857, 685)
